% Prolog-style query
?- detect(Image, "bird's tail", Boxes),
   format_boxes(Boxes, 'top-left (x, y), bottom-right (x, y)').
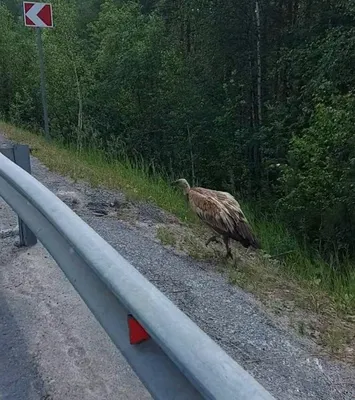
top-left (237, 218), bottom-right (261, 249)
top-left (251, 236), bottom-right (261, 249)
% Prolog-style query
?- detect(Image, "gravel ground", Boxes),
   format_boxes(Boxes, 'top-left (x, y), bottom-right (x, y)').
top-left (1, 135), bottom-right (355, 400)
top-left (0, 232), bottom-right (151, 400)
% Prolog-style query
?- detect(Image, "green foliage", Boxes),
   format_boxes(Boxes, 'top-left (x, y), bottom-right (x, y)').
top-left (1, 0), bottom-right (355, 283)
top-left (282, 95), bottom-right (355, 258)
top-left (0, 4), bottom-right (39, 124)
top-left (4, 121), bottom-right (355, 312)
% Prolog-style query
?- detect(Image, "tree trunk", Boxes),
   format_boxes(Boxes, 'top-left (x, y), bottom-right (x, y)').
top-left (68, 46), bottom-right (83, 131)
top-left (72, 62), bottom-right (83, 131)
top-left (255, 0), bottom-right (262, 126)
top-left (187, 124), bottom-right (196, 186)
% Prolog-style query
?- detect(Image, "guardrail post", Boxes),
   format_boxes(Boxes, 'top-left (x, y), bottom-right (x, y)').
top-left (0, 144), bottom-right (37, 247)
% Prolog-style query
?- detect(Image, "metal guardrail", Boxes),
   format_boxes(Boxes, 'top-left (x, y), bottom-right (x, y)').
top-left (0, 147), bottom-right (276, 400)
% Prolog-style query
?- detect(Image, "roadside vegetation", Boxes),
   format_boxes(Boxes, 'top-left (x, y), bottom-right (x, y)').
top-left (1, 122), bottom-right (354, 364)
top-left (1, 0), bottom-right (355, 362)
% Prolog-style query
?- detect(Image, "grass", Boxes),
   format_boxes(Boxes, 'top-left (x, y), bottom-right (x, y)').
top-left (1, 121), bottom-right (355, 363)
top-left (156, 226), bottom-right (177, 247)
top-left (245, 202), bottom-right (355, 315)
top-left (0, 122), bottom-right (196, 222)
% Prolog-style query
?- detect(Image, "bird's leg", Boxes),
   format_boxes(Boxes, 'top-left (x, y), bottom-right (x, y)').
top-left (223, 236), bottom-right (233, 259)
top-left (205, 235), bottom-right (221, 247)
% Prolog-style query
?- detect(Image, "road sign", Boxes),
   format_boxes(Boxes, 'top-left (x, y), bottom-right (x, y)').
top-left (23, 2), bottom-right (53, 28)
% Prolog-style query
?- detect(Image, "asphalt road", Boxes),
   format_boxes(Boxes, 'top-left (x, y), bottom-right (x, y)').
top-left (0, 201), bottom-right (151, 400)
top-left (1, 134), bottom-right (355, 400)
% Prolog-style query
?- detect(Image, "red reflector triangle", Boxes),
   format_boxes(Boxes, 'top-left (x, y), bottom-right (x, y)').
top-left (128, 314), bottom-right (150, 344)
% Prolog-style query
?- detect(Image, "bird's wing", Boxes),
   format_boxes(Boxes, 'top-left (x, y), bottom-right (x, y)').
top-left (188, 189), bottom-right (236, 235)
top-left (220, 198), bottom-right (259, 246)
top-left (233, 209), bottom-right (259, 245)
top-left (194, 187), bottom-right (242, 212)
top-left (216, 191), bottom-right (243, 211)
top-left (191, 188), bottom-right (259, 247)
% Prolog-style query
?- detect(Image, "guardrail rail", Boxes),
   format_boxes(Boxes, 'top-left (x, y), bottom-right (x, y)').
top-left (0, 145), bottom-right (276, 400)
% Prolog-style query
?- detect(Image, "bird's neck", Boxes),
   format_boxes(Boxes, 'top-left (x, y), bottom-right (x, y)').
top-left (183, 186), bottom-right (190, 195)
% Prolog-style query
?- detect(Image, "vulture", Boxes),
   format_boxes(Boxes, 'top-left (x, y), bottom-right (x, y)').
top-left (173, 179), bottom-right (260, 258)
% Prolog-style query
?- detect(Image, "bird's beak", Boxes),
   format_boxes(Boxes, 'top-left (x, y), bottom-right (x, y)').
top-left (171, 180), bottom-right (178, 186)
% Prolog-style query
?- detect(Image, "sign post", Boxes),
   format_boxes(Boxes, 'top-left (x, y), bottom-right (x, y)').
top-left (36, 28), bottom-right (49, 140)
top-left (23, 2), bottom-right (53, 141)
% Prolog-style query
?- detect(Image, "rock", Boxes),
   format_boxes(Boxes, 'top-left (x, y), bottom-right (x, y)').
top-left (56, 190), bottom-right (81, 206)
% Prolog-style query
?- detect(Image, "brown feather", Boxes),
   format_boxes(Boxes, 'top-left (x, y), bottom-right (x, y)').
top-left (189, 187), bottom-right (260, 249)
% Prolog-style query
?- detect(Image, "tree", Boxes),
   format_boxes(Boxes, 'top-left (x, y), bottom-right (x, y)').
top-left (1, 0), bottom-right (355, 263)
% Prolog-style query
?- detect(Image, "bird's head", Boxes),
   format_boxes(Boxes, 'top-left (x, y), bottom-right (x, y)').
top-left (172, 178), bottom-right (191, 194)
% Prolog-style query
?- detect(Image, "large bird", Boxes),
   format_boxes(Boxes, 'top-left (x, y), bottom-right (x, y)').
top-left (173, 179), bottom-right (260, 258)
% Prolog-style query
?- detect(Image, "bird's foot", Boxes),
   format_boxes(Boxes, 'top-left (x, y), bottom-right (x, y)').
top-left (225, 250), bottom-right (233, 260)
top-left (205, 236), bottom-right (220, 247)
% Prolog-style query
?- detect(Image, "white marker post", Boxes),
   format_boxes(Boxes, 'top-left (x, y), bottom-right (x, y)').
top-left (23, 2), bottom-right (53, 141)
